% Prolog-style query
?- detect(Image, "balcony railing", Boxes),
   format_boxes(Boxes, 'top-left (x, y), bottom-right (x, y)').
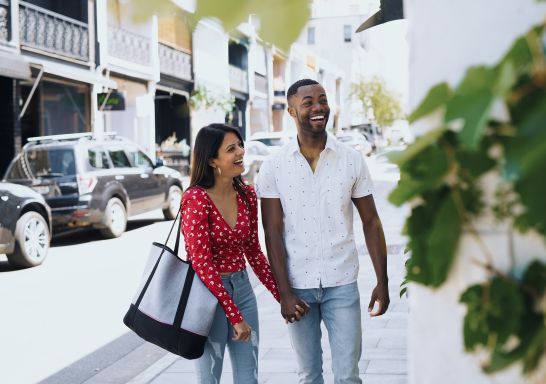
top-left (0, 0), bottom-right (9, 43)
top-left (19, 1), bottom-right (89, 61)
top-left (159, 43), bottom-right (191, 81)
top-left (229, 65), bottom-right (248, 94)
top-left (108, 24), bottom-right (151, 66)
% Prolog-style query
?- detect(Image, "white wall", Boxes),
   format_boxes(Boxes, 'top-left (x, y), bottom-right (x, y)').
top-left (406, 1), bottom-right (546, 383)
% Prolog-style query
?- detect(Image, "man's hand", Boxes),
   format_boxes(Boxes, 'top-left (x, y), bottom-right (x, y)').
top-left (281, 291), bottom-right (310, 323)
top-left (368, 284), bottom-right (390, 317)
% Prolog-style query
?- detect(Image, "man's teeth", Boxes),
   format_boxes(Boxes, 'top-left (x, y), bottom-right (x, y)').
top-left (310, 116), bottom-right (324, 121)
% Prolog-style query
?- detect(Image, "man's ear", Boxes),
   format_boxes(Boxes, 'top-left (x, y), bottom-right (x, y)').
top-left (287, 106), bottom-right (296, 118)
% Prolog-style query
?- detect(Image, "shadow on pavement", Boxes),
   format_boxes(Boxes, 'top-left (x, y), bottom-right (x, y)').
top-left (0, 260), bottom-right (26, 272)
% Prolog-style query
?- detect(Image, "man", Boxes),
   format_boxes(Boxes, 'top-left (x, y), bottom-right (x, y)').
top-left (256, 79), bottom-right (389, 384)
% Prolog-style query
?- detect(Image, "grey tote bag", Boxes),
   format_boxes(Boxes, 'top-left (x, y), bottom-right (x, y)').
top-left (123, 212), bottom-right (218, 359)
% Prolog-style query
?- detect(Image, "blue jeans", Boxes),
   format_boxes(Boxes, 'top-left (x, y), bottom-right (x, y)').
top-left (288, 282), bottom-right (362, 384)
top-left (195, 269), bottom-right (259, 384)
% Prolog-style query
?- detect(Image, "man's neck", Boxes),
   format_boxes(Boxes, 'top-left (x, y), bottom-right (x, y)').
top-left (297, 130), bottom-right (327, 153)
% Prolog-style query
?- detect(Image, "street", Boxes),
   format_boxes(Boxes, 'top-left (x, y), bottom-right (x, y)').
top-left (0, 210), bottom-right (176, 384)
top-left (0, 156), bottom-right (407, 384)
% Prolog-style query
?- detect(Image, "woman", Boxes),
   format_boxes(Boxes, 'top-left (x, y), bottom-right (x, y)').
top-left (180, 124), bottom-right (280, 384)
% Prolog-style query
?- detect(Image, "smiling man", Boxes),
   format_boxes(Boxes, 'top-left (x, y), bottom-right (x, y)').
top-left (256, 79), bottom-right (390, 384)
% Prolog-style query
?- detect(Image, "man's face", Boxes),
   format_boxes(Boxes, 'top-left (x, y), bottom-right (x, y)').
top-left (288, 84), bottom-right (330, 135)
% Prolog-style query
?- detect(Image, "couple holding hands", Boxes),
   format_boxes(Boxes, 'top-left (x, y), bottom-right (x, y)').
top-left (180, 79), bottom-right (390, 384)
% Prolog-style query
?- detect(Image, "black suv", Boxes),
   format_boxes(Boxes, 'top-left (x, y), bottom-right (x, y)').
top-left (4, 133), bottom-right (184, 238)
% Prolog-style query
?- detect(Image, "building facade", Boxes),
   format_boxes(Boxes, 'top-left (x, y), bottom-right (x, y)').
top-left (0, 0), bottom-right (348, 176)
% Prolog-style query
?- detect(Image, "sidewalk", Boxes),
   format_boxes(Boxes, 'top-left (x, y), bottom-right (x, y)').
top-left (128, 181), bottom-right (408, 384)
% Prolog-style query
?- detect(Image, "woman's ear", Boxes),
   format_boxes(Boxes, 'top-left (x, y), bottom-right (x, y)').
top-left (208, 159), bottom-right (216, 169)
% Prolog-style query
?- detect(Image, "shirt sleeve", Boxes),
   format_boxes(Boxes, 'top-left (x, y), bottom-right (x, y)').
top-left (242, 187), bottom-right (281, 302)
top-left (181, 189), bottom-right (244, 326)
top-left (255, 156), bottom-right (280, 199)
top-left (352, 153), bottom-right (374, 198)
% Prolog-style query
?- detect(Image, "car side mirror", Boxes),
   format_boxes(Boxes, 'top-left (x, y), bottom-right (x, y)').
top-left (155, 158), bottom-right (164, 168)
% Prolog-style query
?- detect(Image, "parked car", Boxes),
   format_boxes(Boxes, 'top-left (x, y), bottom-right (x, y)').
top-left (0, 182), bottom-right (52, 267)
top-left (250, 131), bottom-right (296, 152)
top-left (242, 140), bottom-right (272, 185)
top-left (336, 131), bottom-right (373, 156)
top-left (3, 132), bottom-right (184, 238)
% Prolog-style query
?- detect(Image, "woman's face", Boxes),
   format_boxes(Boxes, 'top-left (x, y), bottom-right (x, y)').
top-left (210, 132), bottom-right (245, 178)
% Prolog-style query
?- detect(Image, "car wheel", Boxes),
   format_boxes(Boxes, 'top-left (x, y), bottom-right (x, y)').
top-left (100, 197), bottom-right (127, 238)
top-left (7, 211), bottom-right (50, 267)
top-left (163, 185), bottom-right (183, 220)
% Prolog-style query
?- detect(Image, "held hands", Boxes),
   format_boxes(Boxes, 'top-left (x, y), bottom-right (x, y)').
top-left (232, 320), bottom-right (252, 342)
top-left (281, 291), bottom-right (310, 323)
top-left (368, 283), bottom-right (390, 317)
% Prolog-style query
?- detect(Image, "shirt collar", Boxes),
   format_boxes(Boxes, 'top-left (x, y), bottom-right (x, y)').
top-left (289, 132), bottom-right (337, 155)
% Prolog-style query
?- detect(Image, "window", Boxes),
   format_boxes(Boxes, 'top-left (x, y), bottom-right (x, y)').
top-left (344, 25), bottom-right (352, 43)
top-left (307, 27), bottom-right (315, 45)
top-left (88, 148), bottom-right (111, 169)
top-left (127, 150), bottom-right (153, 168)
top-left (25, 148), bottom-right (76, 176)
top-left (108, 150), bottom-right (131, 168)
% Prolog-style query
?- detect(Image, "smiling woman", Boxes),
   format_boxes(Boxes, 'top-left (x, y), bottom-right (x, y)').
top-left (180, 123), bottom-right (281, 383)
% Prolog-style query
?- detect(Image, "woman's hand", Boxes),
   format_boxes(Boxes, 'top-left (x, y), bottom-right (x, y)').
top-left (232, 320), bottom-right (252, 342)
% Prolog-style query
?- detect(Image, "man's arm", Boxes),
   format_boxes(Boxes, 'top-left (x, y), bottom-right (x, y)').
top-left (352, 195), bottom-right (390, 316)
top-left (261, 197), bottom-right (309, 322)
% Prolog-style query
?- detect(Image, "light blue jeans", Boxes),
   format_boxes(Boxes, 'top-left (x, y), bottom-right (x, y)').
top-left (288, 281), bottom-right (362, 384)
top-left (195, 269), bottom-right (259, 384)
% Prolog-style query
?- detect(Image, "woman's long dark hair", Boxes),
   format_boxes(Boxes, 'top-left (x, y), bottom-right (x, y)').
top-left (189, 124), bottom-right (250, 209)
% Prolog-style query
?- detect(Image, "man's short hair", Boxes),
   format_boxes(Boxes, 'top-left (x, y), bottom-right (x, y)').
top-left (287, 79), bottom-right (320, 102)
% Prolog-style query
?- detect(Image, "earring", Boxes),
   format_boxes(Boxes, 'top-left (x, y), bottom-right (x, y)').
top-left (217, 167), bottom-right (222, 175)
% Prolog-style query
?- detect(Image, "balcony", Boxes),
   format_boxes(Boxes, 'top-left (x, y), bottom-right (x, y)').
top-left (229, 65), bottom-right (248, 94)
top-left (108, 25), bottom-right (151, 67)
top-left (19, 1), bottom-right (89, 62)
top-left (158, 43), bottom-right (191, 81)
top-left (0, 0), bottom-right (8, 43)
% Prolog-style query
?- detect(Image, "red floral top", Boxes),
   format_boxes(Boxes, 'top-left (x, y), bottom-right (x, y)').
top-left (181, 185), bottom-right (280, 325)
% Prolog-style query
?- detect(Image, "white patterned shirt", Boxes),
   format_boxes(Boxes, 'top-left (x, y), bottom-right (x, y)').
top-left (255, 133), bottom-right (373, 289)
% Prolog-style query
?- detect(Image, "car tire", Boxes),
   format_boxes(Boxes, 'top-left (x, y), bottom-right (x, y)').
top-left (7, 211), bottom-right (50, 268)
top-left (163, 185), bottom-right (183, 220)
top-left (100, 197), bottom-right (127, 238)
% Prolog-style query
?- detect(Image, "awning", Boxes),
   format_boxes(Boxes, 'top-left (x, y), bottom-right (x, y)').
top-left (0, 50), bottom-right (31, 80)
top-left (27, 57), bottom-right (117, 88)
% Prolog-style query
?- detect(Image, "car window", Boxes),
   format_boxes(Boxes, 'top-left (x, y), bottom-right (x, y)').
top-left (88, 148), bottom-right (111, 169)
top-left (127, 150), bottom-right (153, 168)
top-left (108, 150), bottom-right (131, 168)
top-left (25, 148), bottom-right (76, 176)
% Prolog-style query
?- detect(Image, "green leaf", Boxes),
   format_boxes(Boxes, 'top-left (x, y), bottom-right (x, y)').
top-left (388, 145), bottom-right (449, 206)
top-left (461, 284), bottom-right (489, 349)
top-left (456, 147), bottom-right (496, 178)
top-left (194, 0), bottom-right (254, 31)
top-left (405, 191), bottom-right (462, 287)
top-left (130, 0), bottom-right (309, 52)
top-left (445, 90), bottom-right (495, 149)
top-left (387, 126), bottom-right (447, 166)
top-left (522, 260), bottom-right (546, 294)
top-left (250, 0), bottom-right (311, 52)
top-left (488, 278), bottom-right (524, 344)
top-left (409, 83), bottom-right (452, 123)
top-left (194, 0), bottom-right (310, 52)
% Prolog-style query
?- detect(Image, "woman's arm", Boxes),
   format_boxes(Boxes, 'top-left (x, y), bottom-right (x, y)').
top-left (243, 187), bottom-right (280, 302)
top-left (181, 189), bottom-right (244, 325)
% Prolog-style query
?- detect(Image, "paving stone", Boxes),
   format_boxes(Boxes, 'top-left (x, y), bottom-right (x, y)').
top-left (366, 359), bottom-right (407, 375)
